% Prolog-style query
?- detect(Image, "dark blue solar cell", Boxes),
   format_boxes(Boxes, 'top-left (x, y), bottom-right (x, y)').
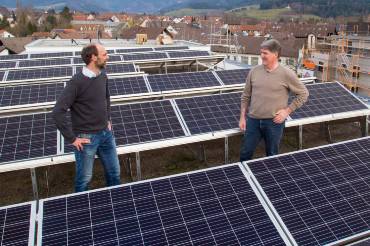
top-left (109, 76), bottom-right (148, 96)
top-left (176, 92), bottom-right (241, 135)
top-left (154, 46), bottom-right (189, 51)
top-left (167, 50), bottom-right (210, 58)
top-left (0, 82), bottom-right (65, 107)
top-left (7, 67), bottom-right (72, 81)
top-left (30, 52), bottom-right (74, 58)
top-left (215, 69), bottom-right (250, 85)
top-left (0, 61), bottom-right (16, 69)
top-left (247, 137), bottom-right (370, 246)
top-left (0, 113), bottom-right (57, 163)
top-left (0, 203), bottom-right (34, 246)
top-left (0, 54), bottom-right (28, 61)
top-left (147, 71), bottom-right (221, 92)
top-left (19, 58), bottom-right (71, 68)
top-left (39, 165), bottom-right (286, 245)
top-left (290, 82), bottom-right (368, 120)
top-left (116, 48), bottom-right (153, 53)
top-left (122, 52), bottom-right (167, 61)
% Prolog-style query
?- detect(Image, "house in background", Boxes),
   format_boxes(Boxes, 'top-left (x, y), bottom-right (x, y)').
top-left (0, 30), bottom-right (15, 38)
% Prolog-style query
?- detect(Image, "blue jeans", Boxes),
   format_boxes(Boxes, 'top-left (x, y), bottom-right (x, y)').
top-left (240, 116), bottom-right (285, 162)
top-left (74, 129), bottom-right (121, 192)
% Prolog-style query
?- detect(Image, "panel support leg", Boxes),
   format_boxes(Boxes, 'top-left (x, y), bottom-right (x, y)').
top-left (324, 122), bottom-right (332, 143)
top-left (30, 168), bottom-right (39, 206)
top-left (360, 116), bottom-right (369, 137)
top-left (225, 136), bottom-right (229, 164)
top-left (298, 125), bottom-right (303, 150)
top-left (136, 152), bottom-right (141, 181)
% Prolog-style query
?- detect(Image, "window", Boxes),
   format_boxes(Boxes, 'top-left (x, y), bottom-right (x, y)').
top-left (251, 57), bottom-right (259, 66)
top-left (241, 56), bottom-right (249, 64)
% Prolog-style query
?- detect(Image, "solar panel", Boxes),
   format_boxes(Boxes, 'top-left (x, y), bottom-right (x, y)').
top-left (215, 69), bottom-right (250, 85)
top-left (0, 71), bottom-right (4, 81)
top-left (18, 58), bottom-right (72, 68)
top-left (154, 46), bottom-right (189, 51)
top-left (290, 82), bottom-right (368, 120)
top-left (167, 51), bottom-right (210, 58)
top-left (107, 55), bottom-right (122, 62)
top-left (74, 50), bottom-right (116, 56)
top-left (63, 99), bottom-right (184, 153)
top-left (109, 76), bottom-right (149, 96)
top-left (245, 137), bottom-right (370, 246)
top-left (0, 82), bottom-right (65, 107)
top-left (0, 61), bottom-right (16, 69)
top-left (104, 63), bottom-right (136, 74)
top-left (0, 202), bottom-right (36, 246)
top-left (116, 48), bottom-right (153, 53)
top-left (6, 67), bottom-right (73, 81)
top-left (111, 100), bottom-right (186, 146)
top-left (30, 52), bottom-right (74, 59)
top-left (0, 113), bottom-right (58, 163)
top-left (73, 54), bottom-right (122, 64)
top-left (147, 71), bottom-right (222, 92)
top-left (175, 92), bottom-right (241, 135)
top-left (0, 54), bottom-right (28, 61)
top-left (75, 50), bottom-right (115, 56)
top-left (75, 63), bottom-right (136, 75)
top-left (38, 164), bottom-right (287, 246)
top-left (73, 57), bottom-right (83, 65)
top-left (122, 52), bottom-right (168, 61)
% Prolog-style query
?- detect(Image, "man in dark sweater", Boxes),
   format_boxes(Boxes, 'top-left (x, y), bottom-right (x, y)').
top-left (52, 44), bottom-right (121, 192)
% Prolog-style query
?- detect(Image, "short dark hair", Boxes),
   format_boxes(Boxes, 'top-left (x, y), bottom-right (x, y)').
top-left (260, 39), bottom-right (281, 58)
top-left (81, 44), bottom-right (98, 65)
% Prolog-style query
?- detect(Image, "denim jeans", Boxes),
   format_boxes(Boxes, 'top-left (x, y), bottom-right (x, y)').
top-left (74, 129), bottom-right (121, 192)
top-left (240, 116), bottom-right (285, 162)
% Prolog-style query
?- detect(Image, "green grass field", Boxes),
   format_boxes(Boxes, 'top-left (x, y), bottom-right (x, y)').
top-left (165, 8), bottom-right (222, 17)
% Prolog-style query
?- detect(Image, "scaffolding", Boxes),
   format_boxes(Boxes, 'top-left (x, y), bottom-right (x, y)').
top-left (209, 24), bottom-right (241, 54)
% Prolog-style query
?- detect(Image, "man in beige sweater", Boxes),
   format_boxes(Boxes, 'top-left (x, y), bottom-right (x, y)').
top-left (239, 39), bottom-right (309, 162)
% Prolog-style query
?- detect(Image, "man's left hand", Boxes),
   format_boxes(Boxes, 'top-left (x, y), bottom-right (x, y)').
top-left (273, 108), bottom-right (291, 124)
top-left (107, 121), bottom-right (112, 131)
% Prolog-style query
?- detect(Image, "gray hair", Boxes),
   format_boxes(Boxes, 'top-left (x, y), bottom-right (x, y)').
top-left (260, 39), bottom-right (281, 57)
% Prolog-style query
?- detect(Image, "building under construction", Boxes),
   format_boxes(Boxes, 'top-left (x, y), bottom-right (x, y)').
top-left (299, 32), bottom-right (370, 96)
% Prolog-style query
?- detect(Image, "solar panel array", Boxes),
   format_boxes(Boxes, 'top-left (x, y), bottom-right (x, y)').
top-left (176, 92), bottom-right (241, 135)
top-left (290, 83), bottom-right (368, 120)
top-left (6, 67), bottom-right (73, 81)
top-left (0, 61), bottom-right (17, 69)
top-left (104, 63), bottom-right (137, 74)
top-left (116, 48), bottom-right (153, 53)
top-left (18, 58), bottom-right (72, 68)
top-left (0, 113), bottom-right (57, 163)
top-left (154, 46), bottom-right (189, 51)
top-left (74, 63), bottom-right (136, 75)
top-left (167, 51), bottom-right (210, 58)
top-left (30, 52), bottom-right (74, 59)
top-left (0, 54), bottom-right (28, 61)
top-left (246, 137), bottom-right (370, 245)
top-left (0, 82), bottom-right (65, 107)
top-left (0, 47), bottom-right (189, 62)
top-left (108, 100), bottom-right (186, 146)
top-left (122, 52), bottom-right (168, 61)
top-left (147, 71), bottom-right (222, 92)
top-left (0, 69), bottom-right (242, 109)
top-left (39, 164), bottom-right (287, 246)
top-left (215, 69), bottom-right (250, 85)
top-left (0, 203), bottom-right (35, 246)
top-left (109, 76), bottom-right (149, 96)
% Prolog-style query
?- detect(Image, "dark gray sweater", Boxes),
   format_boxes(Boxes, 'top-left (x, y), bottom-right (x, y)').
top-left (52, 71), bottom-right (111, 143)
